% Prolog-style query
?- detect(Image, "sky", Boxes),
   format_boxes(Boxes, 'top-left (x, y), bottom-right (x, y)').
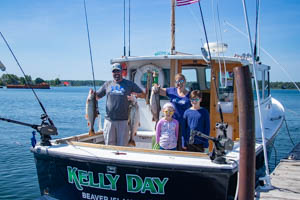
top-left (0, 0), bottom-right (300, 82)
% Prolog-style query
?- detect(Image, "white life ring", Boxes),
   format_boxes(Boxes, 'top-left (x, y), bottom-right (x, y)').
top-left (134, 64), bottom-right (165, 91)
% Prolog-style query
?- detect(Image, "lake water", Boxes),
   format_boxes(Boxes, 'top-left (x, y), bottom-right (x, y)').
top-left (0, 87), bottom-right (299, 199)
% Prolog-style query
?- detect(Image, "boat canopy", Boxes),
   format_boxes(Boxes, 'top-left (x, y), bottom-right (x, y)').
top-left (111, 54), bottom-right (250, 66)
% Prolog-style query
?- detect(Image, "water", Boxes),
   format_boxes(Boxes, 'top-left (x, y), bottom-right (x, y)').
top-left (0, 87), bottom-right (299, 199)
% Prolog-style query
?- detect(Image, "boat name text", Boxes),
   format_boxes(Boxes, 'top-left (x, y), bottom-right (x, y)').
top-left (67, 166), bottom-right (169, 195)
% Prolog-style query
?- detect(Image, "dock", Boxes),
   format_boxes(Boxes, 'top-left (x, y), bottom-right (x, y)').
top-left (255, 142), bottom-right (300, 199)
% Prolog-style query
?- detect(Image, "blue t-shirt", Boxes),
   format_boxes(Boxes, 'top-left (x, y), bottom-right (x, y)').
top-left (183, 108), bottom-right (210, 148)
top-left (166, 87), bottom-right (191, 123)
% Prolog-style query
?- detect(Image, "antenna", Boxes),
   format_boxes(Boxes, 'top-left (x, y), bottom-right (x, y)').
top-left (123, 0), bottom-right (126, 56)
top-left (128, 0), bottom-right (131, 56)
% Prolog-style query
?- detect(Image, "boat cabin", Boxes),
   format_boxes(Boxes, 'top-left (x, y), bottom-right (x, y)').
top-left (111, 54), bottom-right (258, 151)
top-left (58, 54), bottom-right (272, 153)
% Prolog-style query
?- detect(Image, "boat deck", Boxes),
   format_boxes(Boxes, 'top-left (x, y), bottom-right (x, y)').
top-left (255, 142), bottom-right (300, 200)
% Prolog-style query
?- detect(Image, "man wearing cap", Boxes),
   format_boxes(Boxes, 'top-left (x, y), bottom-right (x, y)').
top-left (96, 63), bottom-right (144, 146)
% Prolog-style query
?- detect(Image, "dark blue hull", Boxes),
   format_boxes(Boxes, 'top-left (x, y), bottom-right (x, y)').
top-left (33, 151), bottom-right (238, 200)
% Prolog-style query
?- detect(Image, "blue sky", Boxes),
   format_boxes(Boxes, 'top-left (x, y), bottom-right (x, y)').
top-left (0, 0), bottom-right (300, 81)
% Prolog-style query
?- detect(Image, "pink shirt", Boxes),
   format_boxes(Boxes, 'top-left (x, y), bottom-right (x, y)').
top-left (156, 118), bottom-right (179, 149)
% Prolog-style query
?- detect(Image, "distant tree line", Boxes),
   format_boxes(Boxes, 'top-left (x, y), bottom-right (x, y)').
top-left (61, 80), bottom-right (105, 87)
top-left (269, 82), bottom-right (300, 89)
top-left (0, 74), bottom-right (61, 86)
top-left (0, 74), bottom-right (105, 87)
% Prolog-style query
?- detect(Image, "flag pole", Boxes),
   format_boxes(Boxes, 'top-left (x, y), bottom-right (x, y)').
top-left (171, 0), bottom-right (175, 55)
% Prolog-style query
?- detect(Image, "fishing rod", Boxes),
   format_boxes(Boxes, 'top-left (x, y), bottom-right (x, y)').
top-left (197, 1), bottom-right (228, 137)
top-left (0, 116), bottom-right (57, 146)
top-left (83, 0), bottom-right (97, 93)
top-left (0, 32), bottom-right (58, 146)
top-left (0, 31), bottom-right (57, 130)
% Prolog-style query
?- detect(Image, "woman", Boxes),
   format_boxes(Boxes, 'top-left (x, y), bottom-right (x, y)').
top-left (154, 73), bottom-right (191, 150)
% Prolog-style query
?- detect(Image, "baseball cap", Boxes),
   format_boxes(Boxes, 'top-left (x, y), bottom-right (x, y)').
top-left (112, 63), bottom-right (122, 71)
top-left (163, 102), bottom-right (175, 110)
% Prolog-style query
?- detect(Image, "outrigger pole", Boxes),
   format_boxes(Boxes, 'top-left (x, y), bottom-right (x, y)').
top-left (241, 0), bottom-right (272, 189)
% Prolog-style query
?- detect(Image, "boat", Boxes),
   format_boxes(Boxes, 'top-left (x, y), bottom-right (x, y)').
top-left (6, 83), bottom-right (50, 89)
top-left (9, 1), bottom-right (285, 200)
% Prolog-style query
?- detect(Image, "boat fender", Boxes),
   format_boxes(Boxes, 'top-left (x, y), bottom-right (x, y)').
top-left (134, 64), bottom-right (164, 91)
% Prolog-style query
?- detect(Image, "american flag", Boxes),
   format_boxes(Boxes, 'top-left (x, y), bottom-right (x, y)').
top-left (176, 0), bottom-right (199, 7)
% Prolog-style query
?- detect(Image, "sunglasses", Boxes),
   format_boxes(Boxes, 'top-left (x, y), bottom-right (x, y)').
top-left (112, 70), bottom-right (121, 73)
top-left (190, 98), bottom-right (200, 102)
top-left (163, 110), bottom-right (174, 114)
top-left (175, 79), bottom-right (185, 84)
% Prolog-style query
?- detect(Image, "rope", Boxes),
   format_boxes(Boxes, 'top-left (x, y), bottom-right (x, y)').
top-left (216, 0), bottom-right (227, 88)
top-left (284, 118), bottom-right (295, 146)
top-left (224, 20), bottom-right (300, 93)
top-left (211, 0), bottom-right (224, 88)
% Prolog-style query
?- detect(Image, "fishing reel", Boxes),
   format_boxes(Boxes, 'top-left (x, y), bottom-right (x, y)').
top-left (0, 114), bottom-right (57, 146)
top-left (189, 129), bottom-right (234, 164)
top-left (38, 114), bottom-right (58, 146)
top-left (215, 122), bottom-right (228, 132)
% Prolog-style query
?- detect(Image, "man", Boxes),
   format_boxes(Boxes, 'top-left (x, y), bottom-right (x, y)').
top-left (96, 63), bottom-right (144, 146)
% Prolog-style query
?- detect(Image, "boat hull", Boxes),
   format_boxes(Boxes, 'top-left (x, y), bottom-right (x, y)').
top-left (33, 151), bottom-right (237, 200)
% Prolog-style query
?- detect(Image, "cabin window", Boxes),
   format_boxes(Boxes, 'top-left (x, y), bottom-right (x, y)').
top-left (162, 69), bottom-right (170, 88)
top-left (264, 71), bottom-right (270, 98)
top-left (182, 68), bottom-right (199, 91)
top-left (252, 70), bottom-right (263, 100)
top-left (205, 68), bottom-right (211, 89)
top-left (218, 71), bottom-right (234, 113)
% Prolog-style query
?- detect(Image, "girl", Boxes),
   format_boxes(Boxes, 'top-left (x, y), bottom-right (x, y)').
top-left (156, 103), bottom-right (179, 150)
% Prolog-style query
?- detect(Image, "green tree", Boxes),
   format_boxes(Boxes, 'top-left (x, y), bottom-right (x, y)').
top-left (19, 75), bottom-right (33, 85)
top-left (1, 74), bottom-right (20, 84)
top-left (54, 78), bottom-right (61, 86)
top-left (35, 77), bottom-right (45, 84)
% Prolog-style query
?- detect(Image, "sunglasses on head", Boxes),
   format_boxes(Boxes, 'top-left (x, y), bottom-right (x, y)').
top-left (175, 79), bottom-right (185, 84)
top-left (190, 98), bottom-right (200, 102)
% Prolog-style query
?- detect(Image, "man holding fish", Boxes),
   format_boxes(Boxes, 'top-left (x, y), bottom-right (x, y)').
top-left (92, 63), bottom-right (144, 146)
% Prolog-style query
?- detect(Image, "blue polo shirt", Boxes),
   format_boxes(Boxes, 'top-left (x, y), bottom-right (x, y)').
top-left (183, 108), bottom-right (210, 148)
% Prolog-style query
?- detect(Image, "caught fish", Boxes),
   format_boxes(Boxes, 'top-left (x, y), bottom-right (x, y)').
top-left (150, 86), bottom-right (161, 128)
top-left (85, 89), bottom-right (98, 136)
top-left (128, 100), bottom-right (140, 147)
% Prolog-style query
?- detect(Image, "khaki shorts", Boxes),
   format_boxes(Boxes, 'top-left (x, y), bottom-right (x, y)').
top-left (103, 119), bottom-right (129, 146)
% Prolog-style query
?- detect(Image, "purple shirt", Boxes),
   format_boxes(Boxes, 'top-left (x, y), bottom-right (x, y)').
top-left (156, 118), bottom-right (179, 150)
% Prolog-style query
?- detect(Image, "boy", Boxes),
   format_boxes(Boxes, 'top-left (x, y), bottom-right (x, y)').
top-left (183, 90), bottom-right (210, 152)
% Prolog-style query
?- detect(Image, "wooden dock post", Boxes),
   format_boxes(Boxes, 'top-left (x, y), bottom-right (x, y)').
top-left (234, 66), bottom-right (255, 200)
